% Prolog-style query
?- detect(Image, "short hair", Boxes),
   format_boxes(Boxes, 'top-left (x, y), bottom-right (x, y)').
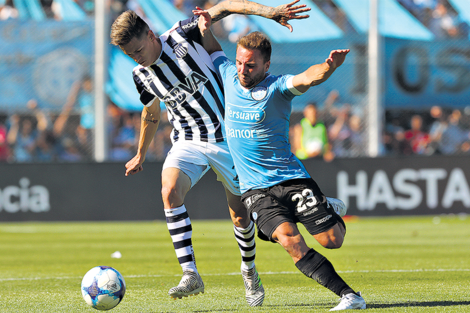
top-left (237, 31), bottom-right (271, 63)
top-left (110, 10), bottom-right (149, 46)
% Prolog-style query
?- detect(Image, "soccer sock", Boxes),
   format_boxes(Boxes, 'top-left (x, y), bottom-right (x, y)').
top-left (295, 249), bottom-right (355, 297)
top-left (233, 221), bottom-right (256, 271)
top-left (165, 205), bottom-right (198, 273)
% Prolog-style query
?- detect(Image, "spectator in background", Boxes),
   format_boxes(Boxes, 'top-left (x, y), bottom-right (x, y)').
top-left (7, 113), bottom-right (38, 163)
top-left (110, 112), bottom-right (137, 161)
top-left (404, 114), bottom-right (429, 155)
top-left (329, 106), bottom-right (365, 158)
top-left (384, 116), bottom-right (411, 155)
top-left (0, 0), bottom-right (18, 20)
top-left (293, 103), bottom-right (334, 162)
top-left (438, 109), bottom-right (469, 155)
top-left (429, 2), bottom-right (460, 38)
top-left (328, 104), bottom-right (351, 157)
top-left (0, 113), bottom-right (10, 161)
top-left (65, 75), bottom-right (94, 157)
top-left (426, 105), bottom-right (447, 154)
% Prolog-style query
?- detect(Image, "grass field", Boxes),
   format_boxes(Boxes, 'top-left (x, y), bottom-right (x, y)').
top-left (1, 215), bottom-right (469, 312)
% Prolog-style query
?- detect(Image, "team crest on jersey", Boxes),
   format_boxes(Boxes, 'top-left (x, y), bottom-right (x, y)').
top-left (174, 43), bottom-right (188, 59)
top-left (251, 86), bottom-right (267, 101)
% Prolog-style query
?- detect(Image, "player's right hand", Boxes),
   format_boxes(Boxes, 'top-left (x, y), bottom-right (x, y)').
top-left (125, 155), bottom-right (144, 176)
top-left (193, 6), bottom-right (212, 34)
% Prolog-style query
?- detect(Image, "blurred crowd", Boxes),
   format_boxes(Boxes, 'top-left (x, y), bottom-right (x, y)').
top-left (1, 0), bottom-right (469, 163)
top-left (289, 90), bottom-right (470, 162)
top-left (314, 0), bottom-right (469, 39)
top-left (0, 76), bottom-right (173, 163)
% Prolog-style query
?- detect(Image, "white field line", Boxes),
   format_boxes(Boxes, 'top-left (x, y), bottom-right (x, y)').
top-left (1, 268), bottom-right (469, 282)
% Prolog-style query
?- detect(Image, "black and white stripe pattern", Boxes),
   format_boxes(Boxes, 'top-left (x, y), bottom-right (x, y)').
top-left (234, 221), bottom-right (256, 271)
top-left (165, 205), bottom-right (197, 272)
top-left (133, 16), bottom-right (225, 144)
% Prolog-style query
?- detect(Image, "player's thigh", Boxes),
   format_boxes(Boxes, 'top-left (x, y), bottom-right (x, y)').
top-left (205, 141), bottom-right (241, 196)
top-left (162, 141), bottom-right (210, 190)
top-left (286, 178), bottom-right (345, 248)
top-left (161, 167), bottom-right (192, 198)
top-left (242, 190), bottom-right (295, 243)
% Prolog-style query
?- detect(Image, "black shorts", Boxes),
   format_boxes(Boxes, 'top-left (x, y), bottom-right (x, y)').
top-left (241, 179), bottom-right (345, 242)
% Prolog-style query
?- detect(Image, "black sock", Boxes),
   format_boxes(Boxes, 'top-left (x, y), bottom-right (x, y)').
top-left (295, 249), bottom-right (355, 297)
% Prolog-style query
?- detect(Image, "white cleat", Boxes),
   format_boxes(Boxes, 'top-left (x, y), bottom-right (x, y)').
top-left (168, 271), bottom-right (204, 299)
top-left (242, 266), bottom-right (265, 306)
top-left (330, 291), bottom-right (366, 311)
top-left (326, 197), bottom-right (348, 217)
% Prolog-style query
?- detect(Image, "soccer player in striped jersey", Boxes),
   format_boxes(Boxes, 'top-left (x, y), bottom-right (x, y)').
top-left (196, 9), bottom-right (366, 311)
top-left (110, 0), bottom-right (310, 306)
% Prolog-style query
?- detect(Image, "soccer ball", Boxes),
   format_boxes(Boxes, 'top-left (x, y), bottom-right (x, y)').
top-left (81, 266), bottom-right (126, 310)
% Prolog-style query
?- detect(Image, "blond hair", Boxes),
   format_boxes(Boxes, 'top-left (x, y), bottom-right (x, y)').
top-left (237, 31), bottom-right (271, 63)
top-left (110, 10), bottom-right (149, 46)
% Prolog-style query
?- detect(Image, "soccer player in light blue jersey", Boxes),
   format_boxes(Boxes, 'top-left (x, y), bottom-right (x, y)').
top-left (195, 9), bottom-right (365, 311)
top-left (111, 1), bottom-right (311, 306)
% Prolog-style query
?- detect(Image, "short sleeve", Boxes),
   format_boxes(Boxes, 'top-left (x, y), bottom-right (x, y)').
top-left (133, 72), bottom-right (156, 107)
top-left (211, 52), bottom-right (236, 83)
top-left (178, 16), bottom-right (202, 45)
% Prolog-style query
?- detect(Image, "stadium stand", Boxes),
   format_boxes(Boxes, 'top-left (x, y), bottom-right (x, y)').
top-left (247, 0), bottom-right (343, 43)
top-left (13, 0), bottom-right (46, 20)
top-left (332, 0), bottom-right (434, 40)
top-left (53, 0), bottom-right (87, 21)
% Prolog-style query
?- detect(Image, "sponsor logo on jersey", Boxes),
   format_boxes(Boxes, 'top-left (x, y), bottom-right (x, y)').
top-left (174, 43), bottom-right (188, 59)
top-left (315, 214), bottom-right (332, 225)
top-left (162, 71), bottom-right (208, 108)
top-left (251, 86), bottom-right (267, 101)
top-left (227, 104), bottom-right (265, 124)
top-left (226, 127), bottom-right (257, 139)
top-left (181, 18), bottom-right (199, 30)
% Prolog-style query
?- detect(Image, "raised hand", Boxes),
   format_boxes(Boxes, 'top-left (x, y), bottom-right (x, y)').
top-left (193, 6), bottom-right (212, 34)
top-left (272, 0), bottom-right (311, 32)
top-left (326, 49), bottom-right (350, 69)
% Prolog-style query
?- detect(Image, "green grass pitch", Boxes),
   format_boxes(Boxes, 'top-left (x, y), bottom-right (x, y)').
top-left (1, 215), bottom-right (469, 312)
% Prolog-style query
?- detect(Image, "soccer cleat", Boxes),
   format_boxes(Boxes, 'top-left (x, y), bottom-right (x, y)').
top-left (330, 291), bottom-right (366, 311)
top-left (326, 197), bottom-right (348, 217)
top-left (168, 271), bottom-right (204, 299)
top-left (242, 266), bottom-right (265, 307)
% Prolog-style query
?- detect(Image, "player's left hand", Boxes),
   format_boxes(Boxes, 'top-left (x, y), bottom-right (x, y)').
top-left (273, 0), bottom-right (311, 32)
top-left (193, 6), bottom-right (212, 34)
top-left (326, 49), bottom-right (350, 69)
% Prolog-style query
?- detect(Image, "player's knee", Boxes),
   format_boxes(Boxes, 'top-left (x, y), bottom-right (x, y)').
top-left (161, 184), bottom-right (185, 207)
top-left (318, 235), bottom-right (344, 249)
top-left (276, 233), bottom-right (302, 250)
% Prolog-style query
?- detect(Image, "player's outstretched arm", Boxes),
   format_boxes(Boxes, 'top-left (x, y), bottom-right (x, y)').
top-left (203, 0), bottom-right (311, 32)
top-left (125, 99), bottom-right (161, 176)
top-left (292, 49), bottom-right (350, 94)
top-left (195, 7), bottom-right (223, 55)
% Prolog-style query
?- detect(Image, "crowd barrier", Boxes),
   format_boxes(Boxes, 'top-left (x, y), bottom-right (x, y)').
top-left (1, 155), bottom-right (469, 222)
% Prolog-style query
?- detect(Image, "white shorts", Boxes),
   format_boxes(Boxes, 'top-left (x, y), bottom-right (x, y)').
top-left (162, 140), bottom-right (241, 196)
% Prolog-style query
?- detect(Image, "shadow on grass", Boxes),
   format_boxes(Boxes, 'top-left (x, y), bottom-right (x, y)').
top-left (368, 301), bottom-right (470, 309)
top-left (146, 301), bottom-right (470, 313)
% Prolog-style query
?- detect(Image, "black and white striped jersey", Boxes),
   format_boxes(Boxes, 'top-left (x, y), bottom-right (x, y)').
top-left (133, 16), bottom-right (226, 143)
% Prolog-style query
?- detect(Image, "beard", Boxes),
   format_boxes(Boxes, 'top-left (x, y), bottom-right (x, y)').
top-left (239, 71), bottom-right (266, 88)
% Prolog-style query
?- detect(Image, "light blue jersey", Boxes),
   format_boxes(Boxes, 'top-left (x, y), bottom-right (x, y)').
top-left (212, 52), bottom-right (311, 193)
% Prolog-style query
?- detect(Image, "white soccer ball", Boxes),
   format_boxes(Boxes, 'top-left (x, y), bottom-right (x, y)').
top-left (81, 266), bottom-right (126, 310)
